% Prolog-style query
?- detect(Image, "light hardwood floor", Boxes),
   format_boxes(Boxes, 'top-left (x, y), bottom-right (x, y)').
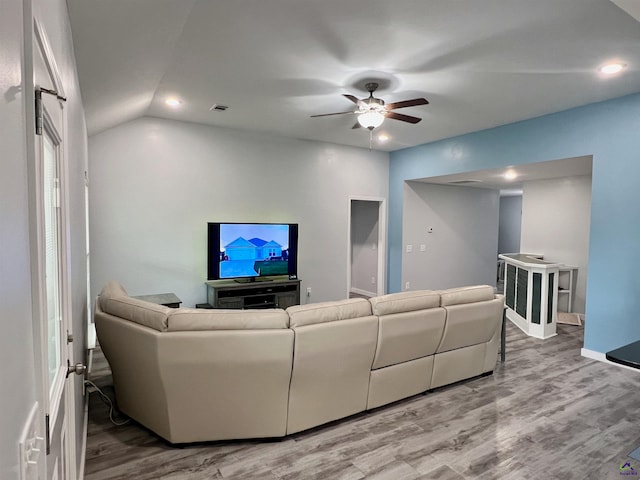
top-left (85, 322), bottom-right (640, 480)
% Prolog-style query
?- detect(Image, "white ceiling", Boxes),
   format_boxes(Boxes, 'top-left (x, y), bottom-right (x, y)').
top-left (67, 0), bottom-right (640, 152)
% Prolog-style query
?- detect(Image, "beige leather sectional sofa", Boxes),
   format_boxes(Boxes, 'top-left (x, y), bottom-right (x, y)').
top-left (94, 281), bottom-right (504, 444)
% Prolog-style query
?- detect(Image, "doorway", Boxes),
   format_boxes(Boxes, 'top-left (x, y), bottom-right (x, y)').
top-left (348, 197), bottom-right (386, 298)
top-left (497, 192), bottom-right (523, 290)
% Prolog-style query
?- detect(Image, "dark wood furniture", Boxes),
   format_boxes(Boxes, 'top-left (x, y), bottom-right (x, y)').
top-left (606, 340), bottom-right (640, 460)
top-left (132, 292), bottom-right (182, 308)
top-left (606, 340), bottom-right (640, 369)
top-left (206, 278), bottom-right (301, 309)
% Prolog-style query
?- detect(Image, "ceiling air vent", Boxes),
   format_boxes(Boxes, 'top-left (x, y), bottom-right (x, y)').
top-left (447, 180), bottom-right (482, 185)
top-left (209, 104), bottom-right (229, 112)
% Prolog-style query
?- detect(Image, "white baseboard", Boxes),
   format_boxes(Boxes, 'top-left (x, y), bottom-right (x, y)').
top-left (581, 347), bottom-right (640, 373)
top-left (350, 287), bottom-right (376, 298)
top-left (78, 393), bottom-right (89, 479)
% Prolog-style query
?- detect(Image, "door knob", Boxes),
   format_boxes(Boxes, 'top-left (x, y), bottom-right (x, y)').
top-left (66, 361), bottom-right (87, 378)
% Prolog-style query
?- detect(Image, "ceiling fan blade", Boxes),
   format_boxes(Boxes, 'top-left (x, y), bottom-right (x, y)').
top-left (386, 111), bottom-right (422, 124)
top-left (386, 98), bottom-right (429, 110)
top-left (310, 111), bottom-right (355, 118)
top-left (343, 94), bottom-right (361, 104)
top-left (351, 121), bottom-right (361, 129)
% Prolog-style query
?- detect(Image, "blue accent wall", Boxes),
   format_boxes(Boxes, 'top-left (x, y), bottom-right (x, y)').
top-left (389, 92), bottom-right (640, 354)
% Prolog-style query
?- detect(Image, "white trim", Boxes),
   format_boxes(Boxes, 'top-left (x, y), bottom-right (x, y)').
top-left (347, 196), bottom-right (387, 298)
top-left (33, 17), bottom-right (65, 97)
top-left (349, 287), bottom-right (376, 298)
top-left (581, 348), bottom-right (640, 373)
top-left (47, 367), bottom-right (66, 434)
top-left (77, 394), bottom-right (89, 480)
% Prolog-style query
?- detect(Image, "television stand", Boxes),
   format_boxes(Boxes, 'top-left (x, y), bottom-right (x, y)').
top-left (234, 277), bottom-right (273, 284)
top-left (206, 278), bottom-right (301, 309)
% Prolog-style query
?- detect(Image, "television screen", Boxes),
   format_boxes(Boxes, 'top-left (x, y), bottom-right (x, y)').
top-left (208, 222), bottom-right (298, 281)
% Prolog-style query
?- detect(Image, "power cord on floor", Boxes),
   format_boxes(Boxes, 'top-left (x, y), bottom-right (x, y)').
top-left (85, 379), bottom-right (131, 426)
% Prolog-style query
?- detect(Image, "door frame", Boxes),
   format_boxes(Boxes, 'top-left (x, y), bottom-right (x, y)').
top-left (347, 196), bottom-right (387, 298)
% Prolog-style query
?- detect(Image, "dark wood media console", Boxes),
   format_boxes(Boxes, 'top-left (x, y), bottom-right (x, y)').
top-left (206, 278), bottom-right (301, 309)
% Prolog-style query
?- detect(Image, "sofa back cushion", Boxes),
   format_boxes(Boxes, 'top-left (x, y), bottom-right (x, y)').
top-left (368, 290), bottom-right (445, 369)
top-left (437, 286), bottom-right (504, 353)
top-left (369, 290), bottom-right (440, 316)
top-left (286, 298), bottom-right (371, 328)
top-left (286, 314), bottom-right (378, 434)
top-left (98, 280), bottom-right (128, 304)
top-left (372, 308), bottom-right (446, 370)
top-left (439, 285), bottom-right (495, 306)
top-left (100, 295), bottom-right (171, 332)
top-left (167, 308), bottom-right (289, 331)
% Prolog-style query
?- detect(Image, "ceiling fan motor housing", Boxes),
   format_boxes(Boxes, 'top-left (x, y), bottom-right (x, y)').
top-left (310, 80), bottom-right (427, 129)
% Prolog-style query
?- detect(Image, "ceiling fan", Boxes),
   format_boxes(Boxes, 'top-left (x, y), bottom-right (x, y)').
top-left (311, 82), bottom-right (429, 130)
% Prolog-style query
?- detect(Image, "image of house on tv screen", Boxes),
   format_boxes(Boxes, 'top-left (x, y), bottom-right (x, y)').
top-left (220, 224), bottom-right (290, 278)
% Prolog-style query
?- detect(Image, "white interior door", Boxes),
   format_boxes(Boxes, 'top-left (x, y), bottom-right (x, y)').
top-left (31, 16), bottom-right (78, 480)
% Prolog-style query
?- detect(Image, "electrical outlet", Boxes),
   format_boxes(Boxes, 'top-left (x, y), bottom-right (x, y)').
top-left (371, 276), bottom-right (376, 284)
top-left (306, 287), bottom-right (311, 297)
top-left (420, 244), bottom-right (426, 252)
top-left (405, 281), bottom-right (410, 290)
top-left (406, 244), bottom-right (413, 253)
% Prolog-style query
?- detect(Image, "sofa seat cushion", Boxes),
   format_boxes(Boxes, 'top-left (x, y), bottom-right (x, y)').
top-left (167, 308), bottom-right (289, 331)
top-left (100, 295), bottom-right (171, 331)
top-left (369, 290), bottom-right (440, 316)
top-left (431, 343), bottom-right (486, 389)
top-left (286, 298), bottom-right (371, 328)
top-left (367, 356), bottom-right (434, 410)
top-left (439, 285), bottom-right (495, 306)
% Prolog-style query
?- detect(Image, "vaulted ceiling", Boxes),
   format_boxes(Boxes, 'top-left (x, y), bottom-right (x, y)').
top-left (67, 0), bottom-right (640, 152)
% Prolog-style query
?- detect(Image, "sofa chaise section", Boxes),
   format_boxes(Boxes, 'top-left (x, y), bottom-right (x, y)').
top-left (95, 282), bottom-right (294, 444)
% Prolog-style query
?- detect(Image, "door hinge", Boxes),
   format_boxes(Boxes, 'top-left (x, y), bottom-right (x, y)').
top-left (35, 87), bottom-right (67, 136)
top-left (45, 414), bottom-right (50, 455)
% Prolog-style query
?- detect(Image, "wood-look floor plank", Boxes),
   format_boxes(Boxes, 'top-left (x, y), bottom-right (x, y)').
top-left (85, 323), bottom-right (640, 479)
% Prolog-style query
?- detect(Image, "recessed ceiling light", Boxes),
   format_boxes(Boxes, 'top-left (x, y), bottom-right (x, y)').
top-left (165, 98), bottom-right (182, 107)
top-left (599, 62), bottom-right (626, 75)
top-left (377, 134), bottom-right (390, 142)
top-left (504, 170), bottom-right (518, 181)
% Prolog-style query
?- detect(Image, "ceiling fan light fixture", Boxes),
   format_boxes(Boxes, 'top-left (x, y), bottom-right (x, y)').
top-left (357, 110), bottom-right (385, 129)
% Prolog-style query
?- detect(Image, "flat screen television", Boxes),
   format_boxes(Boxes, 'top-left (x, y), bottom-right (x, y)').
top-left (207, 222), bottom-right (298, 282)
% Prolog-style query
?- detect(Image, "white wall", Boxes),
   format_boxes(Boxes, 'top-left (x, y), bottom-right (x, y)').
top-left (89, 117), bottom-right (389, 306)
top-left (498, 195), bottom-right (522, 254)
top-left (350, 200), bottom-right (379, 296)
top-left (0, 2), bottom-right (38, 478)
top-left (0, 0), bottom-right (88, 478)
top-left (520, 175), bottom-right (592, 314)
top-left (402, 182), bottom-right (499, 290)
